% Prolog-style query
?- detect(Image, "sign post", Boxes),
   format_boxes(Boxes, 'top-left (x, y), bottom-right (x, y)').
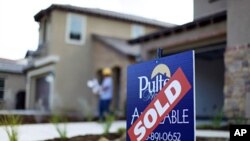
top-left (127, 50), bottom-right (195, 141)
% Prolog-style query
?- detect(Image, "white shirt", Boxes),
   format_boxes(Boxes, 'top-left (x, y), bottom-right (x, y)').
top-left (100, 76), bottom-right (113, 100)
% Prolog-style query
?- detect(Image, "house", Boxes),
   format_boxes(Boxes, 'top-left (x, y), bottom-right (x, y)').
top-left (129, 0), bottom-right (250, 120)
top-left (0, 58), bottom-right (26, 110)
top-left (25, 4), bottom-right (174, 117)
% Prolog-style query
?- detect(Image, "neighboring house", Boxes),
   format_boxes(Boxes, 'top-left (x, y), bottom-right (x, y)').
top-left (0, 58), bottom-right (26, 110)
top-left (129, 0), bottom-right (250, 120)
top-left (26, 4), bottom-right (174, 116)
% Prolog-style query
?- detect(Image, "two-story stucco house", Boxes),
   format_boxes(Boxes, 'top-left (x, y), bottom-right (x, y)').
top-left (25, 4), bottom-right (174, 117)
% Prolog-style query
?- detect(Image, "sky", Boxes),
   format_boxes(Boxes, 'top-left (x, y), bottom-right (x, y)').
top-left (0, 0), bottom-right (193, 60)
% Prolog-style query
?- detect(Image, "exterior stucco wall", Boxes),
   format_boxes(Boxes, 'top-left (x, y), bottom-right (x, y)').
top-left (87, 14), bottom-right (159, 39)
top-left (227, 0), bottom-right (250, 46)
top-left (48, 10), bottom-right (93, 114)
top-left (0, 72), bottom-right (25, 109)
top-left (194, 0), bottom-right (227, 19)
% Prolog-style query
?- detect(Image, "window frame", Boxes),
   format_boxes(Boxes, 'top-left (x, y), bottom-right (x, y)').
top-left (65, 13), bottom-right (87, 45)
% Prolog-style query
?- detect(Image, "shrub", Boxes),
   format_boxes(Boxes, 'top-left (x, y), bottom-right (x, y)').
top-left (50, 115), bottom-right (67, 140)
top-left (212, 110), bottom-right (224, 128)
top-left (86, 112), bottom-right (94, 122)
top-left (0, 115), bottom-right (22, 141)
top-left (103, 114), bottom-right (115, 135)
top-left (117, 127), bottom-right (126, 136)
top-left (234, 115), bottom-right (246, 124)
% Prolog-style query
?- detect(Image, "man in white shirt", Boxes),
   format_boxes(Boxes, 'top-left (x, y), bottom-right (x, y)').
top-left (99, 68), bottom-right (113, 120)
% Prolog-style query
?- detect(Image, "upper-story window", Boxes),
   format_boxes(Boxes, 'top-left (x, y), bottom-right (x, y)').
top-left (131, 24), bottom-right (145, 38)
top-left (66, 13), bottom-right (86, 45)
top-left (0, 78), bottom-right (4, 100)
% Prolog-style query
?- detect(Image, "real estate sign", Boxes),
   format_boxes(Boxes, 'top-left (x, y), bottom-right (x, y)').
top-left (127, 51), bottom-right (195, 141)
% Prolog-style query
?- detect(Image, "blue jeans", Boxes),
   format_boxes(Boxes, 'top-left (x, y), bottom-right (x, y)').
top-left (99, 99), bottom-right (111, 120)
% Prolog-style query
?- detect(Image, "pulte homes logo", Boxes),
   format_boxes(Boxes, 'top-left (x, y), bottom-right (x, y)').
top-left (127, 51), bottom-right (195, 141)
top-left (138, 64), bottom-right (171, 101)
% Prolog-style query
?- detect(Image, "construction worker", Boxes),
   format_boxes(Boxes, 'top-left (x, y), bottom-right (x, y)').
top-left (99, 67), bottom-right (113, 121)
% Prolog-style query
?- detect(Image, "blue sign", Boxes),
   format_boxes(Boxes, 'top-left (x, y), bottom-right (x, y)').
top-left (127, 50), bottom-right (195, 141)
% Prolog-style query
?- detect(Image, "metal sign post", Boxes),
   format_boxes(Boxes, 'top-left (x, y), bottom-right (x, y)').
top-left (157, 48), bottom-right (163, 58)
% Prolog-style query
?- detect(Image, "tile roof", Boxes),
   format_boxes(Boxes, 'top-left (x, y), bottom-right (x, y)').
top-left (0, 58), bottom-right (25, 74)
top-left (93, 34), bottom-right (140, 56)
top-left (34, 4), bottom-right (175, 28)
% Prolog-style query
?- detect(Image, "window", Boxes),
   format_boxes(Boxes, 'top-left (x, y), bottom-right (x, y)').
top-left (131, 24), bottom-right (145, 38)
top-left (0, 78), bottom-right (4, 100)
top-left (66, 13), bottom-right (86, 45)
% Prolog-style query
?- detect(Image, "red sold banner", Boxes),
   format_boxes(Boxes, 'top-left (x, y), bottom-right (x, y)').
top-left (128, 68), bottom-right (191, 141)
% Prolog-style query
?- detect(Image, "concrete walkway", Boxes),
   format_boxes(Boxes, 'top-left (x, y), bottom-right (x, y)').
top-left (196, 130), bottom-right (229, 138)
top-left (0, 121), bottom-right (230, 141)
top-left (0, 121), bottom-right (126, 141)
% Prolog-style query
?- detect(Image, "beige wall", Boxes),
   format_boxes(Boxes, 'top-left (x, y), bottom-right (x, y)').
top-left (48, 10), bottom-right (94, 114)
top-left (39, 9), bottom-right (158, 114)
top-left (88, 15), bottom-right (158, 39)
top-left (194, 0), bottom-right (227, 19)
top-left (0, 72), bottom-right (25, 109)
top-left (227, 0), bottom-right (250, 46)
